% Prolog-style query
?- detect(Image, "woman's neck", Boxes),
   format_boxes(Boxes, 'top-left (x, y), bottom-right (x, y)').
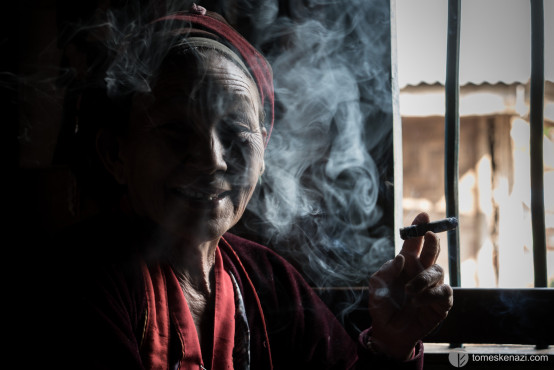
top-left (169, 237), bottom-right (219, 363)
top-left (169, 238), bottom-right (219, 296)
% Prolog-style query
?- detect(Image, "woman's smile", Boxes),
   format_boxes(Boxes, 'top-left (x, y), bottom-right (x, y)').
top-left (170, 186), bottom-right (231, 203)
top-left (167, 182), bottom-right (236, 210)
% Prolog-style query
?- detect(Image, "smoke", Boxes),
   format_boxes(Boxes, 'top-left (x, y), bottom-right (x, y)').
top-left (226, 0), bottom-right (396, 290)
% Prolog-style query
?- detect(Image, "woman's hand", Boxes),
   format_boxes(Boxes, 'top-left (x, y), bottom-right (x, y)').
top-left (367, 212), bottom-right (453, 361)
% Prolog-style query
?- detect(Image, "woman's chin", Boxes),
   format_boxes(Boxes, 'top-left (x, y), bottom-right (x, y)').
top-left (156, 189), bottom-right (247, 240)
top-left (157, 209), bottom-right (236, 243)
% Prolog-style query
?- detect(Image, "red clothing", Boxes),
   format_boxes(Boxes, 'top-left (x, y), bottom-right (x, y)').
top-left (43, 213), bottom-right (423, 369)
top-left (140, 247), bottom-right (236, 369)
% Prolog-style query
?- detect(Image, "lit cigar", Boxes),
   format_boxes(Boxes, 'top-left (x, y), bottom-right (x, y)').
top-left (399, 217), bottom-right (458, 240)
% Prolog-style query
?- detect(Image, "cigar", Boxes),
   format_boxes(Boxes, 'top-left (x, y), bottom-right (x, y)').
top-left (399, 217), bottom-right (458, 240)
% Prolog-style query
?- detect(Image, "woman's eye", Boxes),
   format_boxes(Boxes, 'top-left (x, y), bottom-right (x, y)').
top-left (221, 119), bottom-right (254, 138)
top-left (228, 117), bottom-right (251, 131)
top-left (235, 124), bottom-right (253, 136)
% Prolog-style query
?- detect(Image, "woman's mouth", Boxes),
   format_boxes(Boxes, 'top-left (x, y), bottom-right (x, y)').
top-left (171, 187), bottom-right (232, 203)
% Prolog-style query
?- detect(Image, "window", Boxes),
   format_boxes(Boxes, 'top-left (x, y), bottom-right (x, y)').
top-left (395, 0), bottom-right (554, 359)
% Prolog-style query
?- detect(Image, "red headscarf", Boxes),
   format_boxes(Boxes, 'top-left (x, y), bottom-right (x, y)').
top-left (153, 4), bottom-right (274, 146)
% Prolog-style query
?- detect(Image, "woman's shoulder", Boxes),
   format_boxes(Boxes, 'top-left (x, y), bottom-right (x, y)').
top-left (220, 232), bottom-right (297, 275)
top-left (219, 232), bottom-right (315, 301)
top-left (220, 232), bottom-right (275, 255)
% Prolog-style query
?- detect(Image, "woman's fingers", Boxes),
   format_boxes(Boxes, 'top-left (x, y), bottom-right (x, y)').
top-left (400, 212), bottom-right (429, 259)
top-left (369, 255), bottom-right (405, 289)
top-left (400, 214), bottom-right (443, 280)
top-left (369, 255), bottom-right (404, 314)
top-left (412, 284), bottom-right (454, 312)
top-left (405, 264), bottom-right (444, 295)
top-left (419, 232), bottom-right (440, 269)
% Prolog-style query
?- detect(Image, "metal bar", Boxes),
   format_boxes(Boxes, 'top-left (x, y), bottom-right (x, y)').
top-left (530, 0), bottom-right (547, 288)
top-left (445, 0), bottom-right (461, 289)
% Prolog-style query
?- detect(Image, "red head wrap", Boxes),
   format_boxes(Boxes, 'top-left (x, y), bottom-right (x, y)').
top-left (152, 4), bottom-right (274, 145)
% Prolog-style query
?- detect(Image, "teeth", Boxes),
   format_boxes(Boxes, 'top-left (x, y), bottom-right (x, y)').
top-left (175, 188), bottom-right (221, 201)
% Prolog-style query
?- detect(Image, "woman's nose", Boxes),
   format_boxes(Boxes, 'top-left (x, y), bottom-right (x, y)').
top-left (190, 129), bottom-right (228, 174)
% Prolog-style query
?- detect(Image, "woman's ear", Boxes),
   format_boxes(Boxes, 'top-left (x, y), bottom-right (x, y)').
top-left (260, 126), bottom-right (267, 176)
top-left (96, 129), bottom-right (126, 185)
top-left (261, 125), bottom-right (268, 147)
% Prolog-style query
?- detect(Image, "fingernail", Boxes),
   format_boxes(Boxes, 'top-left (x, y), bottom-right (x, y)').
top-left (393, 255), bottom-right (404, 269)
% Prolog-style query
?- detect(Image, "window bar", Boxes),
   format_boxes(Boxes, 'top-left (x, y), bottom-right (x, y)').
top-left (530, 2), bottom-right (548, 351)
top-left (530, 0), bottom-right (547, 289)
top-left (445, 0), bottom-right (461, 289)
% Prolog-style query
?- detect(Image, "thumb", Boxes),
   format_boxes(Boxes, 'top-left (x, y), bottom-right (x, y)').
top-left (392, 254), bottom-right (405, 276)
top-left (369, 254), bottom-right (405, 296)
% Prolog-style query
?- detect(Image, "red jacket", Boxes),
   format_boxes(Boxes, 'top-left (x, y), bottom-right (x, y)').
top-left (44, 213), bottom-right (423, 369)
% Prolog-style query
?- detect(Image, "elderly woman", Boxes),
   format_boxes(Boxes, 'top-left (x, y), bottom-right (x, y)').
top-left (53, 5), bottom-right (452, 369)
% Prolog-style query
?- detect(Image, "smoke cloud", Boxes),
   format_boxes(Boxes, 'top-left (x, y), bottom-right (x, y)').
top-left (227, 0), bottom-right (396, 290)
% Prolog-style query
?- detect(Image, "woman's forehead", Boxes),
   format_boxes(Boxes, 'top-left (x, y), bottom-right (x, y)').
top-left (129, 60), bottom-right (259, 126)
top-left (153, 54), bottom-right (260, 108)
top-left (150, 93), bottom-right (258, 122)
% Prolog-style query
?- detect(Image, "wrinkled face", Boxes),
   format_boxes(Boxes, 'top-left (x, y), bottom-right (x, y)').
top-left (116, 51), bottom-right (266, 242)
